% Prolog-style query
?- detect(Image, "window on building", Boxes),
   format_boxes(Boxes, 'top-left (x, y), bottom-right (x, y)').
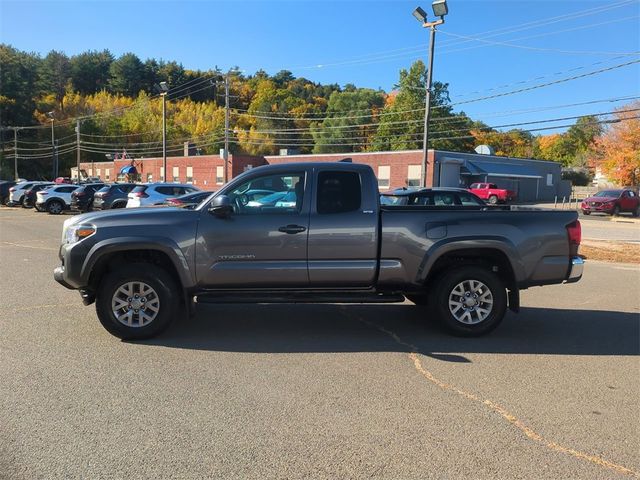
top-left (317, 171), bottom-right (361, 214)
top-left (186, 166), bottom-right (193, 183)
top-left (407, 165), bottom-right (422, 187)
top-left (105, 169), bottom-right (110, 181)
top-left (147, 173), bottom-right (153, 183)
top-left (547, 173), bottom-right (553, 186)
top-left (96, 168), bottom-right (101, 179)
top-left (377, 166), bottom-right (390, 190)
top-left (173, 166), bottom-right (180, 183)
top-left (160, 167), bottom-right (165, 182)
top-left (216, 166), bottom-right (224, 185)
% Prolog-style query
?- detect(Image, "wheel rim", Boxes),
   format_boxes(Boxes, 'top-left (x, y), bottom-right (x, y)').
top-left (50, 202), bottom-right (62, 214)
top-left (448, 279), bottom-right (494, 325)
top-left (111, 281), bottom-right (160, 328)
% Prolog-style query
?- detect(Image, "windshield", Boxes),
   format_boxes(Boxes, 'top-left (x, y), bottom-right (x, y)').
top-left (380, 195), bottom-right (408, 206)
top-left (594, 190), bottom-right (622, 197)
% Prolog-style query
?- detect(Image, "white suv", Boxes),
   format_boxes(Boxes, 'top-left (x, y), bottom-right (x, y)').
top-left (8, 181), bottom-right (40, 206)
top-left (127, 184), bottom-right (199, 208)
top-left (36, 185), bottom-right (80, 214)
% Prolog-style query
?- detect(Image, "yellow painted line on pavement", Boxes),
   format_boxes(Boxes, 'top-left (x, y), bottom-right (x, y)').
top-left (357, 316), bottom-right (639, 478)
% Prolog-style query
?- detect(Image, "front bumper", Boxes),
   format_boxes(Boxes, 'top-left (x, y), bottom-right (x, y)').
top-left (565, 256), bottom-right (584, 283)
top-left (581, 203), bottom-right (614, 214)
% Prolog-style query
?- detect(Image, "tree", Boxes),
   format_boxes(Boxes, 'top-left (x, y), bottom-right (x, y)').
top-left (38, 50), bottom-right (71, 110)
top-left (0, 44), bottom-right (40, 125)
top-left (109, 53), bottom-right (146, 97)
top-left (312, 89), bottom-right (384, 153)
top-left (590, 102), bottom-right (640, 186)
top-left (370, 60), bottom-right (469, 152)
top-left (70, 50), bottom-right (113, 94)
top-left (471, 129), bottom-right (535, 158)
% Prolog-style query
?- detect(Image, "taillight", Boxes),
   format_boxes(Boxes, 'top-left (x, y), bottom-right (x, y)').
top-left (134, 192), bottom-right (149, 198)
top-left (567, 220), bottom-right (581, 246)
top-left (9, 187), bottom-right (15, 192)
top-left (75, 191), bottom-right (86, 197)
top-left (40, 191), bottom-right (48, 196)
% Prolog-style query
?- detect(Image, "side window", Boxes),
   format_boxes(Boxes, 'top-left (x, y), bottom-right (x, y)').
top-left (458, 192), bottom-right (483, 206)
top-left (229, 172), bottom-right (305, 215)
top-left (60, 187), bottom-right (76, 193)
top-left (433, 193), bottom-right (457, 206)
top-left (629, 191), bottom-right (636, 197)
top-left (317, 171), bottom-right (361, 214)
top-left (410, 194), bottom-right (433, 206)
top-left (156, 186), bottom-right (174, 195)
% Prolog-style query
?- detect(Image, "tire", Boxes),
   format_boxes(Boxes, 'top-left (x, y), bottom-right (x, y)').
top-left (429, 266), bottom-right (507, 337)
top-left (612, 205), bottom-right (620, 216)
top-left (488, 195), bottom-right (498, 205)
top-left (582, 210), bottom-right (590, 216)
top-left (633, 206), bottom-right (640, 218)
top-left (95, 263), bottom-right (179, 340)
top-left (47, 200), bottom-right (63, 215)
top-left (18, 195), bottom-right (24, 205)
top-left (111, 201), bottom-right (126, 209)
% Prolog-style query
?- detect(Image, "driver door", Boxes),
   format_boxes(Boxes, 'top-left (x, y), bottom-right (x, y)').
top-left (195, 170), bottom-right (310, 288)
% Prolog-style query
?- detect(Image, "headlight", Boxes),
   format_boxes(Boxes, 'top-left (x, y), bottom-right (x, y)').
top-left (62, 224), bottom-right (96, 245)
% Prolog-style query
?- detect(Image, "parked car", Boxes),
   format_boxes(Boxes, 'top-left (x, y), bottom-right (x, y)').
top-left (127, 183), bottom-right (199, 208)
top-left (54, 162), bottom-right (583, 340)
top-left (7, 181), bottom-right (40, 206)
top-left (93, 184), bottom-right (137, 210)
top-left (468, 183), bottom-right (516, 204)
top-left (581, 189), bottom-right (640, 216)
top-left (381, 188), bottom-right (487, 207)
top-left (54, 177), bottom-right (72, 184)
top-left (70, 183), bottom-right (107, 213)
top-left (22, 182), bottom-right (55, 208)
top-left (162, 190), bottom-right (214, 209)
top-left (0, 180), bottom-right (17, 205)
top-left (36, 184), bottom-right (80, 214)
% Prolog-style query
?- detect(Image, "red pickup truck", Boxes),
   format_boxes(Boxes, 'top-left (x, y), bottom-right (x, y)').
top-left (468, 183), bottom-right (516, 204)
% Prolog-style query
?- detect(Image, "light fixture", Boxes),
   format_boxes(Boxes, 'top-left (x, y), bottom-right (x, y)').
top-left (432, 0), bottom-right (448, 18)
top-left (412, 6), bottom-right (428, 23)
top-left (159, 81), bottom-right (169, 92)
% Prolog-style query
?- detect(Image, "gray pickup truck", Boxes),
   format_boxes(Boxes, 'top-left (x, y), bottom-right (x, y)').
top-left (54, 162), bottom-right (583, 340)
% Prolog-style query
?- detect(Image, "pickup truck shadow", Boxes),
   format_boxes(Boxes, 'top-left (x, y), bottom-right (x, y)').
top-left (139, 304), bottom-right (640, 360)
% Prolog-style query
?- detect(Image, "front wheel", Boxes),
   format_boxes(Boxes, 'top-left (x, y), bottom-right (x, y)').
top-left (430, 266), bottom-right (507, 336)
top-left (582, 210), bottom-right (590, 216)
top-left (633, 206), bottom-right (639, 218)
top-left (96, 264), bottom-right (179, 340)
top-left (612, 205), bottom-right (620, 216)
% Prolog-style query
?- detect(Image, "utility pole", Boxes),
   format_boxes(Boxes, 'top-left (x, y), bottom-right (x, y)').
top-left (162, 92), bottom-right (167, 181)
top-left (13, 127), bottom-right (19, 181)
top-left (76, 120), bottom-right (81, 183)
top-left (224, 73), bottom-right (230, 184)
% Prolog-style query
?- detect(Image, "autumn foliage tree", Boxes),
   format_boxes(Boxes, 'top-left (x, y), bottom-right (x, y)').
top-left (589, 102), bottom-right (640, 186)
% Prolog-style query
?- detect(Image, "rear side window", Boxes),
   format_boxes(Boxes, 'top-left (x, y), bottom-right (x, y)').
top-left (58, 186), bottom-right (77, 193)
top-left (317, 171), bottom-right (361, 214)
top-left (119, 184), bottom-right (136, 193)
top-left (156, 186), bottom-right (177, 196)
top-left (131, 186), bottom-right (148, 194)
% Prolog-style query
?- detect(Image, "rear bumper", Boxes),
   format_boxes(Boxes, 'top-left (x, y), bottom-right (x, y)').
top-left (565, 256), bottom-right (584, 283)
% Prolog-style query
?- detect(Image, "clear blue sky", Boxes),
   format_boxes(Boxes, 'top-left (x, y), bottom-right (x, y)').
top-left (1, 0), bottom-right (639, 131)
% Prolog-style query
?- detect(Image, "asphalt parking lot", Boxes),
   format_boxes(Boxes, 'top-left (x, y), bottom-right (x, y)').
top-left (1, 207), bottom-right (638, 479)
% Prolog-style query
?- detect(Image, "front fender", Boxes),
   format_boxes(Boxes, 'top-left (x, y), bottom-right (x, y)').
top-left (81, 236), bottom-right (195, 289)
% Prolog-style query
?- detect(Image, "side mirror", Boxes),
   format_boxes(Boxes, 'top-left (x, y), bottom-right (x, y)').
top-left (208, 195), bottom-right (233, 218)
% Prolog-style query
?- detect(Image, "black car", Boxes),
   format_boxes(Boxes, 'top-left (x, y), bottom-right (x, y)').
top-left (22, 182), bottom-right (55, 208)
top-left (93, 183), bottom-right (137, 210)
top-left (70, 183), bottom-right (106, 212)
top-left (380, 187), bottom-right (487, 207)
top-left (0, 180), bottom-right (16, 205)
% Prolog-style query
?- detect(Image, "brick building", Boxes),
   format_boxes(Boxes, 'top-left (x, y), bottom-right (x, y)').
top-left (76, 149), bottom-right (569, 201)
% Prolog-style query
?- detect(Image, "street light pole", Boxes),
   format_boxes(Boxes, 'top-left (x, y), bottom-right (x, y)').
top-left (75, 120), bottom-right (81, 182)
top-left (223, 73), bottom-right (230, 184)
top-left (159, 81), bottom-right (169, 182)
top-left (13, 127), bottom-right (19, 181)
top-left (414, 2), bottom-right (447, 187)
top-left (47, 112), bottom-right (56, 179)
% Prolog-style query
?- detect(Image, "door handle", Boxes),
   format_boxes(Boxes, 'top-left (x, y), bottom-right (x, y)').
top-left (278, 224), bottom-right (307, 234)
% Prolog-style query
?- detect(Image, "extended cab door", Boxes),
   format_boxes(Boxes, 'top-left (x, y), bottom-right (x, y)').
top-left (195, 169), bottom-right (310, 288)
top-left (307, 166), bottom-right (379, 287)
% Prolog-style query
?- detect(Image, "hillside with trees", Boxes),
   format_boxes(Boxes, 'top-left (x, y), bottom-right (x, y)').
top-left (0, 44), bottom-right (634, 182)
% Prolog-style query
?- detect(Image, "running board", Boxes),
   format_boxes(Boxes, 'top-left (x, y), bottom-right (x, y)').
top-left (196, 291), bottom-right (405, 304)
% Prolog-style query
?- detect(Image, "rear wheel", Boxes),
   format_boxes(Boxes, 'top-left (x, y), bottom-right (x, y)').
top-left (47, 200), bottom-right (63, 214)
top-left (612, 205), bottom-right (620, 216)
top-left (111, 201), bottom-right (126, 209)
top-left (430, 266), bottom-right (507, 336)
top-left (488, 195), bottom-right (498, 205)
top-left (633, 206), bottom-right (639, 217)
top-left (582, 210), bottom-right (590, 215)
top-left (96, 264), bottom-right (178, 340)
